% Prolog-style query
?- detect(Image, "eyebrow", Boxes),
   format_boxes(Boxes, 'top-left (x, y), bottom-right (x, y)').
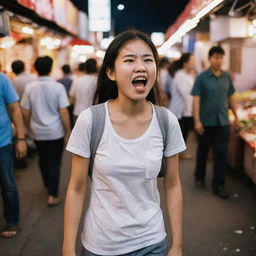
top-left (122, 54), bottom-right (154, 58)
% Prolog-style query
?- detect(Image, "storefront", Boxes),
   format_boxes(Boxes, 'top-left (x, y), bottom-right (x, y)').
top-left (161, 0), bottom-right (256, 184)
top-left (0, 0), bottom-right (91, 78)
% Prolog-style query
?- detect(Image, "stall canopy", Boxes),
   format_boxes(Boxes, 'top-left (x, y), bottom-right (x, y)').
top-left (165, 0), bottom-right (208, 40)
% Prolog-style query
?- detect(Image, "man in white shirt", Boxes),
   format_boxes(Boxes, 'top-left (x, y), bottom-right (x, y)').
top-left (69, 58), bottom-right (98, 123)
top-left (11, 60), bottom-right (36, 99)
top-left (21, 56), bottom-right (71, 207)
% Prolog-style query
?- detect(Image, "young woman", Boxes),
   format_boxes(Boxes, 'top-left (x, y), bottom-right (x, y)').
top-left (63, 30), bottom-right (186, 256)
top-left (169, 53), bottom-right (195, 159)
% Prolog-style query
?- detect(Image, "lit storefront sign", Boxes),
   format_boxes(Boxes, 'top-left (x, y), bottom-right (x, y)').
top-left (88, 0), bottom-right (111, 32)
top-left (53, 0), bottom-right (78, 35)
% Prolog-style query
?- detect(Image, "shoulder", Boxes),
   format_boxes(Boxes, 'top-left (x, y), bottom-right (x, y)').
top-left (196, 70), bottom-right (208, 79)
top-left (0, 73), bottom-right (12, 85)
top-left (222, 71), bottom-right (232, 79)
top-left (25, 81), bottom-right (38, 91)
top-left (77, 107), bottom-right (92, 122)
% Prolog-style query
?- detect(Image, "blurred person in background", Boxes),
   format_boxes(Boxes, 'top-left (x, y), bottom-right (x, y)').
top-left (58, 64), bottom-right (74, 128)
top-left (20, 56), bottom-right (71, 207)
top-left (158, 57), bottom-right (171, 106)
top-left (165, 59), bottom-right (181, 103)
top-left (0, 72), bottom-right (27, 238)
top-left (58, 64), bottom-right (73, 95)
top-left (69, 58), bottom-right (98, 124)
top-left (169, 53), bottom-right (195, 159)
top-left (191, 46), bottom-right (240, 199)
top-left (11, 60), bottom-right (36, 99)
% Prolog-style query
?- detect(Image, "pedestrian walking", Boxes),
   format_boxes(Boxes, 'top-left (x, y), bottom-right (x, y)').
top-left (0, 72), bottom-right (27, 238)
top-left (191, 46), bottom-right (240, 199)
top-left (58, 64), bottom-right (73, 95)
top-left (58, 64), bottom-right (74, 127)
top-left (69, 58), bottom-right (98, 124)
top-left (21, 56), bottom-right (71, 207)
top-left (63, 30), bottom-right (186, 256)
top-left (169, 53), bottom-right (195, 159)
top-left (11, 60), bottom-right (36, 99)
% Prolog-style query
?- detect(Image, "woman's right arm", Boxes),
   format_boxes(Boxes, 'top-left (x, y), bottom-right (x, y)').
top-left (63, 154), bottom-right (89, 256)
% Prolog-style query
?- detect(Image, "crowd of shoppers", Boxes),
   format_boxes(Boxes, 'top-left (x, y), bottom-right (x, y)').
top-left (0, 28), bottom-right (240, 256)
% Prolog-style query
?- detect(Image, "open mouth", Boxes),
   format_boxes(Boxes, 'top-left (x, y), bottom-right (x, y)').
top-left (132, 76), bottom-right (147, 87)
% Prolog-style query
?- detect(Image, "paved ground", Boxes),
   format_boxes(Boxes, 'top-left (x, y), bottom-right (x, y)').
top-left (1, 135), bottom-right (256, 256)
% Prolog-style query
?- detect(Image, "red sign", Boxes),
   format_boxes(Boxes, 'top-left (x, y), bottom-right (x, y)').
top-left (17, 0), bottom-right (35, 10)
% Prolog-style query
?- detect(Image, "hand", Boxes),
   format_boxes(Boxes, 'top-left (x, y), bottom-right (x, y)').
top-left (15, 140), bottom-right (27, 159)
top-left (194, 121), bottom-right (204, 135)
top-left (167, 246), bottom-right (182, 256)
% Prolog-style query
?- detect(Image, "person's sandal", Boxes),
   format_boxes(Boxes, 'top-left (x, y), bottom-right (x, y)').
top-left (1, 225), bottom-right (19, 238)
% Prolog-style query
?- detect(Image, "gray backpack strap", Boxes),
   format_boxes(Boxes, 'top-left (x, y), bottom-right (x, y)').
top-left (89, 103), bottom-right (106, 178)
top-left (154, 105), bottom-right (169, 177)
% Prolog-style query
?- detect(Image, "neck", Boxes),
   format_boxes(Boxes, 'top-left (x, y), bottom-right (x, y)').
top-left (183, 67), bottom-right (191, 74)
top-left (211, 67), bottom-right (222, 76)
top-left (110, 97), bottom-right (149, 117)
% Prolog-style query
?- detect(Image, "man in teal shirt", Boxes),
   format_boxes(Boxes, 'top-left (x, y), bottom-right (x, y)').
top-left (191, 46), bottom-right (239, 199)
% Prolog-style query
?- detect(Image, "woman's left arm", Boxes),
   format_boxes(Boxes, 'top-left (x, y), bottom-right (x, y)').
top-left (164, 154), bottom-right (183, 256)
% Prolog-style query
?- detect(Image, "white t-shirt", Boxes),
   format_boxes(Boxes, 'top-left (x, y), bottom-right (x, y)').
top-left (169, 70), bottom-right (195, 119)
top-left (69, 74), bottom-right (97, 116)
top-left (12, 72), bottom-right (37, 98)
top-left (20, 77), bottom-right (70, 140)
top-left (66, 102), bottom-right (186, 255)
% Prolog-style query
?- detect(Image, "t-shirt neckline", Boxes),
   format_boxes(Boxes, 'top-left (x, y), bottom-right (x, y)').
top-left (104, 101), bottom-right (154, 143)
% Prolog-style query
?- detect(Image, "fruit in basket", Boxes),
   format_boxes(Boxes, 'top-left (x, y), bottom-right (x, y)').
top-left (240, 119), bottom-right (252, 129)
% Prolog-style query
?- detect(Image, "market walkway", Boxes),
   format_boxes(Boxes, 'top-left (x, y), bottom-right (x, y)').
top-left (1, 134), bottom-right (256, 256)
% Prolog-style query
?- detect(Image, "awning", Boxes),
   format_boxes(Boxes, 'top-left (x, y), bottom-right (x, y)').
top-left (165, 0), bottom-right (206, 40)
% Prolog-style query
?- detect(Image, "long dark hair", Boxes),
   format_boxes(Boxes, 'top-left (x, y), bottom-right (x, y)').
top-left (176, 52), bottom-right (193, 70)
top-left (93, 30), bottom-right (162, 105)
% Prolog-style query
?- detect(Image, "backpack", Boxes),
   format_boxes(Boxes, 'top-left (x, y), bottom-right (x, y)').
top-left (89, 103), bottom-right (169, 179)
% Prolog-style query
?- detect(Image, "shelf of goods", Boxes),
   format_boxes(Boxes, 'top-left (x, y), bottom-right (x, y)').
top-left (229, 90), bottom-right (256, 184)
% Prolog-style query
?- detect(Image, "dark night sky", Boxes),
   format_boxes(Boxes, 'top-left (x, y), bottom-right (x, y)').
top-left (71, 0), bottom-right (189, 34)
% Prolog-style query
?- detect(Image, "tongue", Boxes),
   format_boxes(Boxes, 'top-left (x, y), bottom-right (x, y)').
top-left (133, 82), bottom-right (145, 92)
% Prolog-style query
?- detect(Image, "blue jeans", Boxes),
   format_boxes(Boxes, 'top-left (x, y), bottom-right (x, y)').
top-left (0, 144), bottom-right (19, 226)
top-left (81, 238), bottom-right (167, 256)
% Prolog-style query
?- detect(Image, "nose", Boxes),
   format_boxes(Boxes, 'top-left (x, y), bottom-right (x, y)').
top-left (134, 59), bottom-right (146, 73)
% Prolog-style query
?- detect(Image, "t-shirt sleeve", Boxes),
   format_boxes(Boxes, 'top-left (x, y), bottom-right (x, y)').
top-left (228, 74), bottom-right (235, 96)
top-left (58, 84), bottom-right (70, 108)
top-left (66, 108), bottom-right (92, 158)
top-left (191, 74), bottom-right (202, 96)
top-left (164, 110), bottom-right (186, 157)
top-left (1, 74), bottom-right (19, 104)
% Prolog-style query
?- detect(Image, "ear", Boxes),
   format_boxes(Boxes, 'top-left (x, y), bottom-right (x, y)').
top-left (106, 67), bottom-right (116, 81)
